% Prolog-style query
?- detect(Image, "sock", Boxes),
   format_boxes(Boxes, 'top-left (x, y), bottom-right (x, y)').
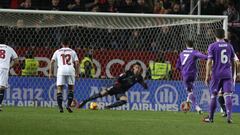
top-left (218, 95), bottom-right (226, 113)
top-left (225, 94), bottom-right (232, 120)
top-left (209, 96), bottom-right (217, 120)
top-left (83, 93), bottom-right (102, 104)
top-left (0, 90), bottom-right (5, 105)
top-left (187, 92), bottom-right (196, 105)
top-left (67, 91), bottom-right (74, 108)
top-left (57, 93), bottom-right (63, 109)
top-left (106, 100), bottom-right (127, 108)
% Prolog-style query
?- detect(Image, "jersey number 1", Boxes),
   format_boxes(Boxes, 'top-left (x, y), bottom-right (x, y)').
top-left (0, 49), bottom-right (6, 59)
top-left (61, 54), bottom-right (71, 65)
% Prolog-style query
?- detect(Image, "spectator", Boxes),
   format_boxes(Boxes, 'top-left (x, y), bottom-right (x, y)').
top-left (135, 0), bottom-right (152, 13)
top-left (47, 0), bottom-right (64, 10)
top-left (19, 0), bottom-right (34, 10)
top-left (116, 0), bottom-right (137, 13)
top-left (145, 0), bottom-right (154, 10)
top-left (67, 0), bottom-right (85, 11)
top-left (85, 0), bottom-right (98, 11)
top-left (98, 0), bottom-right (110, 12)
top-left (169, 3), bottom-right (182, 14)
top-left (80, 50), bottom-right (96, 78)
top-left (21, 50), bottom-right (39, 76)
top-left (162, 0), bottom-right (172, 10)
top-left (201, 0), bottom-right (215, 15)
top-left (223, 1), bottom-right (239, 22)
top-left (146, 52), bottom-right (172, 80)
top-left (91, 5), bottom-right (99, 12)
top-left (181, 0), bottom-right (191, 14)
top-left (153, 1), bottom-right (165, 14)
top-left (108, 0), bottom-right (117, 12)
top-left (213, 0), bottom-right (226, 15)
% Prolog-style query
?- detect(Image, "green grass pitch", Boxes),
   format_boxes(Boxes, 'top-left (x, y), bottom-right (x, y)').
top-left (0, 107), bottom-right (239, 135)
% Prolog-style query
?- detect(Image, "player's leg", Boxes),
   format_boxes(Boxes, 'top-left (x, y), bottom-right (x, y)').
top-left (218, 90), bottom-right (227, 117)
top-left (57, 85), bottom-right (64, 112)
top-left (222, 79), bottom-right (233, 123)
top-left (66, 75), bottom-right (75, 113)
top-left (184, 77), bottom-right (202, 113)
top-left (105, 93), bottom-right (127, 109)
top-left (0, 70), bottom-right (9, 111)
top-left (56, 75), bottom-right (65, 113)
top-left (66, 85), bottom-right (74, 113)
top-left (0, 87), bottom-right (6, 111)
top-left (203, 79), bottom-right (220, 123)
top-left (78, 87), bottom-right (110, 108)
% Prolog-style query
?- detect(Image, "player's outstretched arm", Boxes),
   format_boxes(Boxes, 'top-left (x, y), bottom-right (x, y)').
top-left (117, 72), bottom-right (127, 82)
top-left (195, 51), bottom-right (208, 60)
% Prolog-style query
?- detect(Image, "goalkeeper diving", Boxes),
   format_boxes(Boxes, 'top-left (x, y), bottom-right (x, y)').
top-left (78, 62), bottom-right (148, 109)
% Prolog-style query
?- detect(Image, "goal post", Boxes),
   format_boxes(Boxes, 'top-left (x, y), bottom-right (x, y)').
top-left (0, 9), bottom-right (229, 111)
top-left (0, 9), bottom-right (228, 28)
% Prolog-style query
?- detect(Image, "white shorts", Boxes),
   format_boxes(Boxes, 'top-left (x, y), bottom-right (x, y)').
top-left (56, 75), bottom-right (75, 86)
top-left (0, 69), bottom-right (9, 88)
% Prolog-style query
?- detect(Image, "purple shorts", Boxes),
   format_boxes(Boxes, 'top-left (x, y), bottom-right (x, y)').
top-left (183, 76), bottom-right (195, 92)
top-left (210, 78), bottom-right (233, 95)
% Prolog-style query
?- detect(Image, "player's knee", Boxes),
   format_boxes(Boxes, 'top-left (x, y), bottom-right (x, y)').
top-left (119, 96), bottom-right (128, 101)
top-left (57, 86), bottom-right (63, 93)
top-left (0, 86), bottom-right (6, 91)
top-left (68, 85), bottom-right (74, 92)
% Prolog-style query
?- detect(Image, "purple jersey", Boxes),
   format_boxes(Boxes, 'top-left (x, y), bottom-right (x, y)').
top-left (176, 48), bottom-right (207, 77)
top-left (208, 40), bottom-right (236, 79)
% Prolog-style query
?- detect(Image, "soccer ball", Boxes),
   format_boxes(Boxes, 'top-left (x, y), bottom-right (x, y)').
top-left (181, 101), bottom-right (191, 113)
top-left (89, 102), bottom-right (98, 110)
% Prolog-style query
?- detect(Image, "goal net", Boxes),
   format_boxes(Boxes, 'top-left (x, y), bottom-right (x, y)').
top-left (0, 9), bottom-right (228, 111)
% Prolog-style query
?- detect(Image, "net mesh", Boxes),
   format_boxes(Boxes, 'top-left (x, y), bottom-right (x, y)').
top-left (0, 10), bottom-right (226, 111)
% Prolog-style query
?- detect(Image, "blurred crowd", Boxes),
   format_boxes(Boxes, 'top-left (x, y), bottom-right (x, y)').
top-left (0, 0), bottom-right (239, 20)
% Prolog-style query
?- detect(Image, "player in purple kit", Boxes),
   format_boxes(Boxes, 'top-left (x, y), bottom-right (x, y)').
top-left (176, 40), bottom-right (207, 114)
top-left (204, 29), bottom-right (238, 123)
